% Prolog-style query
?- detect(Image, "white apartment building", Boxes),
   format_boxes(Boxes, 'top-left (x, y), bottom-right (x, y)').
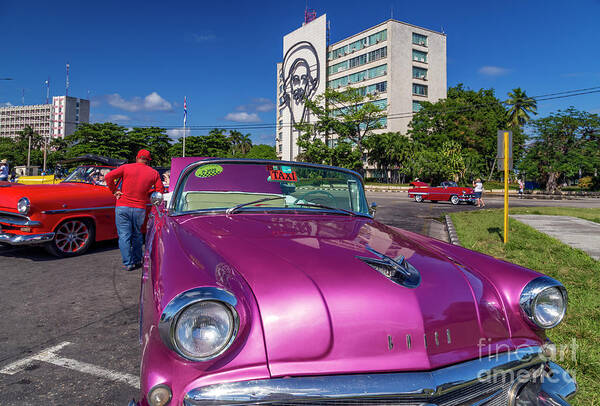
top-left (276, 14), bottom-right (447, 161)
top-left (0, 96), bottom-right (90, 138)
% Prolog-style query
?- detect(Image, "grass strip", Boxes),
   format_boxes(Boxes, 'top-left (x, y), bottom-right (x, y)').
top-left (450, 209), bottom-right (600, 405)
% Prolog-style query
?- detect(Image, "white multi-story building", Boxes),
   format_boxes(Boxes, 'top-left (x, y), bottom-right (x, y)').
top-left (276, 14), bottom-right (447, 161)
top-left (0, 96), bottom-right (90, 138)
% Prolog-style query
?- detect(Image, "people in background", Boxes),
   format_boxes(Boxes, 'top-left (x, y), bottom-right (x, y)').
top-left (0, 159), bottom-right (8, 181)
top-left (105, 150), bottom-right (164, 272)
top-left (518, 178), bottom-right (524, 197)
top-left (473, 178), bottom-right (485, 208)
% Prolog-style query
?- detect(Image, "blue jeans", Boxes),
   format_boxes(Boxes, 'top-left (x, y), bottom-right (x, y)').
top-left (115, 206), bottom-right (146, 267)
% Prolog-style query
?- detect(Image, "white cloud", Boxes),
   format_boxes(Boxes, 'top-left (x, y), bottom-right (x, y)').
top-left (192, 33), bottom-right (217, 42)
top-left (254, 98), bottom-right (275, 112)
top-left (235, 98), bottom-right (275, 113)
top-left (1, 102), bottom-right (13, 107)
top-left (106, 92), bottom-right (173, 112)
top-left (108, 114), bottom-right (130, 122)
top-left (225, 112), bottom-right (261, 123)
top-left (166, 128), bottom-right (191, 140)
top-left (478, 66), bottom-right (511, 76)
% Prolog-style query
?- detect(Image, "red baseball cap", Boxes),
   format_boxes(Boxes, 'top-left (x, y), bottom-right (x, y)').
top-left (137, 149), bottom-right (152, 161)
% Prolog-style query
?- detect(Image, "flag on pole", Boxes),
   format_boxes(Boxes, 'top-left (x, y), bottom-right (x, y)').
top-left (183, 96), bottom-right (187, 127)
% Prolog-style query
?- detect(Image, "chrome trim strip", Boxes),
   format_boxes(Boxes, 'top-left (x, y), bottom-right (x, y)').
top-left (42, 206), bottom-right (115, 214)
top-left (409, 192), bottom-right (430, 195)
top-left (0, 232), bottom-right (55, 245)
top-left (158, 287), bottom-right (239, 362)
top-left (184, 346), bottom-right (559, 405)
top-left (0, 212), bottom-right (41, 227)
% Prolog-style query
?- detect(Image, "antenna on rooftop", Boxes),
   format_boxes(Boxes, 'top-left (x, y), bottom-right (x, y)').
top-left (66, 63), bottom-right (70, 97)
top-left (391, 4), bottom-right (394, 20)
top-left (304, 1), bottom-right (316, 25)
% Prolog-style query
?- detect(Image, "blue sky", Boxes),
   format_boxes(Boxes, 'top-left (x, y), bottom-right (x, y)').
top-left (1, 0), bottom-right (599, 145)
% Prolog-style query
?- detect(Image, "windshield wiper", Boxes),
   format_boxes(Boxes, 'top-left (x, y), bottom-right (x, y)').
top-left (226, 196), bottom-right (285, 215)
top-left (296, 202), bottom-right (366, 217)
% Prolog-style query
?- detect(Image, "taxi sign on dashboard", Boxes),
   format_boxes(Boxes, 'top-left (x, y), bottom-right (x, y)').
top-left (270, 169), bottom-right (297, 182)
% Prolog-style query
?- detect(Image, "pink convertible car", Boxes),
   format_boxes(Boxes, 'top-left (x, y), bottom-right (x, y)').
top-left (130, 158), bottom-right (576, 406)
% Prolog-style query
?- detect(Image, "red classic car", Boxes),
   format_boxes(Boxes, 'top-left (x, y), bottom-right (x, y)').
top-left (0, 164), bottom-right (122, 256)
top-left (408, 180), bottom-right (476, 205)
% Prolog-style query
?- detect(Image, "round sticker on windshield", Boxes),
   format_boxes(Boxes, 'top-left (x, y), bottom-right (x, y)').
top-left (195, 164), bottom-right (223, 178)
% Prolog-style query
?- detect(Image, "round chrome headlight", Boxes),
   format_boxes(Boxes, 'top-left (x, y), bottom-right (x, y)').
top-left (519, 276), bottom-right (567, 329)
top-left (174, 301), bottom-right (236, 360)
top-left (159, 287), bottom-right (239, 361)
top-left (17, 197), bottom-right (30, 215)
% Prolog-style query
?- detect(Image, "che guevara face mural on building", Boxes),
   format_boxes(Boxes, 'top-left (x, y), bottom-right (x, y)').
top-left (280, 41), bottom-right (321, 125)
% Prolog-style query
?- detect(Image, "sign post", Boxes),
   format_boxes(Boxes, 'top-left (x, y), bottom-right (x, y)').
top-left (497, 130), bottom-right (513, 244)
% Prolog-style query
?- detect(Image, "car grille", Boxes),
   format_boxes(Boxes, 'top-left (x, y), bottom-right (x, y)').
top-left (245, 372), bottom-right (517, 406)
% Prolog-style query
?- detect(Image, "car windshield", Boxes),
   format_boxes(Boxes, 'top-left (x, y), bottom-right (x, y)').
top-left (441, 181), bottom-right (458, 187)
top-left (172, 161), bottom-right (369, 216)
top-left (62, 166), bottom-right (112, 186)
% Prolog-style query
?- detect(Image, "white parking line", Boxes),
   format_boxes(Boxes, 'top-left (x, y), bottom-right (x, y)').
top-left (0, 341), bottom-right (139, 388)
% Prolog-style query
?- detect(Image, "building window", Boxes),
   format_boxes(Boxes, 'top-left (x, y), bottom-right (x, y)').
top-left (367, 46), bottom-right (387, 63)
top-left (328, 60), bottom-right (349, 75)
top-left (412, 50), bottom-right (427, 63)
top-left (413, 84), bottom-right (428, 96)
top-left (412, 101), bottom-right (423, 112)
top-left (278, 144), bottom-right (282, 153)
top-left (412, 33), bottom-right (427, 46)
top-left (368, 64), bottom-right (387, 79)
top-left (412, 66), bottom-right (427, 79)
top-left (328, 29), bottom-right (387, 62)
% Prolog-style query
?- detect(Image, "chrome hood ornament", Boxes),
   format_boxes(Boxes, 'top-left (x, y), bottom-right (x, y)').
top-left (357, 246), bottom-right (421, 289)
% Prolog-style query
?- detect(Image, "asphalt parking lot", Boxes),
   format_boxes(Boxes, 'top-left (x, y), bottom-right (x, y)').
top-left (1, 193), bottom-right (599, 405)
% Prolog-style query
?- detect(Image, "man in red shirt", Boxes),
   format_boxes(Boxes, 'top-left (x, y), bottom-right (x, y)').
top-left (105, 149), bottom-right (164, 271)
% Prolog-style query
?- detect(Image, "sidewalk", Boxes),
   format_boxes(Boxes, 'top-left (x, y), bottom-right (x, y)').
top-left (511, 215), bottom-right (600, 260)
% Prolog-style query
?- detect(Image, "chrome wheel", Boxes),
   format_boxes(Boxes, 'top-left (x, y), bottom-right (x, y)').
top-left (450, 195), bottom-right (460, 205)
top-left (414, 195), bottom-right (424, 203)
top-left (54, 220), bottom-right (91, 254)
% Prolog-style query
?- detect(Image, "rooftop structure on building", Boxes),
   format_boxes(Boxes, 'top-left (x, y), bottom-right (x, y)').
top-left (276, 14), bottom-right (447, 161)
top-left (0, 96), bottom-right (90, 138)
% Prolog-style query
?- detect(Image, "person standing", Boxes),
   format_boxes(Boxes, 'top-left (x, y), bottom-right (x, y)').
top-left (0, 159), bottom-right (8, 181)
top-left (105, 150), bottom-right (164, 271)
top-left (473, 178), bottom-right (485, 208)
top-left (518, 178), bottom-right (525, 197)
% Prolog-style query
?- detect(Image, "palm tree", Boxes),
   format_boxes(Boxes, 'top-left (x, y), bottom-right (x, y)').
top-left (239, 133), bottom-right (252, 155)
top-left (505, 88), bottom-right (537, 129)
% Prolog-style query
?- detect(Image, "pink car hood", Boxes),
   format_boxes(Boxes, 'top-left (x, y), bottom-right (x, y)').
top-left (172, 213), bottom-right (540, 377)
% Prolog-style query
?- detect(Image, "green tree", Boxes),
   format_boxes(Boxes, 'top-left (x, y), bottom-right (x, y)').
top-left (169, 128), bottom-right (232, 158)
top-left (295, 87), bottom-right (387, 172)
top-left (228, 130), bottom-right (253, 156)
top-left (127, 127), bottom-right (171, 166)
top-left (440, 140), bottom-right (466, 182)
top-left (245, 144), bottom-right (277, 159)
top-left (505, 88), bottom-right (537, 129)
top-left (519, 108), bottom-right (600, 192)
top-left (364, 132), bottom-right (412, 183)
top-left (409, 84), bottom-right (523, 180)
top-left (65, 123), bottom-right (130, 160)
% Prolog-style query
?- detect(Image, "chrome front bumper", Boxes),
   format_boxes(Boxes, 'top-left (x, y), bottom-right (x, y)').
top-left (0, 231), bottom-right (55, 245)
top-left (181, 347), bottom-right (575, 405)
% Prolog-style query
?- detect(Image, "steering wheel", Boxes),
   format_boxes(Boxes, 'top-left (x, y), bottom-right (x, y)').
top-left (293, 190), bottom-right (338, 208)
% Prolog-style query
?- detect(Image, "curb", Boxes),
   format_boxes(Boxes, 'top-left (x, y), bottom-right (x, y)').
top-left (445, 215), bottom-right (461, 246)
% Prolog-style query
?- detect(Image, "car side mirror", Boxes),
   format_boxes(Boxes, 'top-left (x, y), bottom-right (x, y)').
top-left (369, 202), bottom-right (377, 217)
top-left (151, 192), bottom-right (164, 206)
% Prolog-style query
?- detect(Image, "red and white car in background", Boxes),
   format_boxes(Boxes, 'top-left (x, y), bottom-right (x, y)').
top-left (408, 181), bottom-right (476, 205)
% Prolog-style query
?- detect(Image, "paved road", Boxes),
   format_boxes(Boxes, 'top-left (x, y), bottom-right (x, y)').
top-left (0, 194), bottom-right (599, 405)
